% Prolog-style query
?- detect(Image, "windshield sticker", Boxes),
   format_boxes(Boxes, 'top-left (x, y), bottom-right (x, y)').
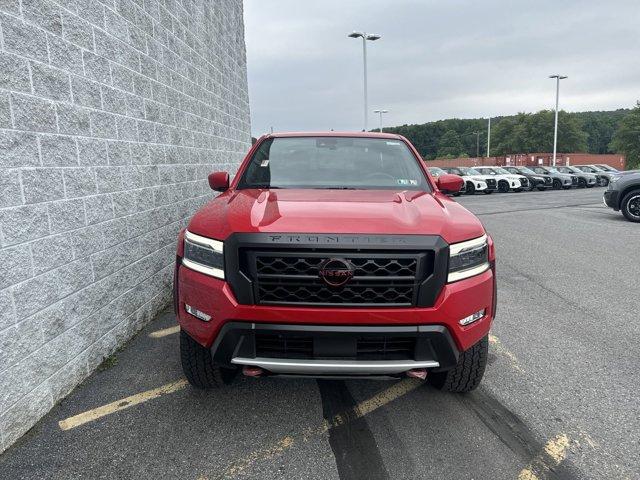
top-left (397, 179), bottom-right (418, 186)
top-left (260, 160), bottom-right (269, 167)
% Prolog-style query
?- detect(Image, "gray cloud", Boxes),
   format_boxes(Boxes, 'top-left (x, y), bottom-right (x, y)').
top-left (244, 0), bottom-right (640, 136)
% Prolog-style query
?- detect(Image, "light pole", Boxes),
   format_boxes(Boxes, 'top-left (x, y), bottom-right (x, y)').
top-left (348, 31), bottom-right (381, 131)
top-left (486, 118), bottom-right (491, 157)
top-left (549, 74), bottom-right (567, 166)
top-left (374, 109), bottom-right (388, 132)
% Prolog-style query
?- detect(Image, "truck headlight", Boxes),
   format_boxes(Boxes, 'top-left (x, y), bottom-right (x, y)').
top-left (448, 235), bottom-right (489, 282)
top-left (182, 230), bottom-right (224, 279)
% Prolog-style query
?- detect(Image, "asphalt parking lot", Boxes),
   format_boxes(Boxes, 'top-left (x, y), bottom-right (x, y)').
top-left (1, 187), bottom-right (638, 480)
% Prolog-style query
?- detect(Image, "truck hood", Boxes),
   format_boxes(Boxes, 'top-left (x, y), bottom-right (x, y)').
top-left (188, 189), bottom-right (485, 244)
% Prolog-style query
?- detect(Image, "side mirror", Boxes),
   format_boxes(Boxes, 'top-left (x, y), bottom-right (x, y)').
top-left (208, 171), bottom-right (229, 192)
top-left (436, 174), bottom-right (464, 194)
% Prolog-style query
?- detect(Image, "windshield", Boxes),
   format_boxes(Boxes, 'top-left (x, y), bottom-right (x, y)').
top-left (428, 167), bottom-right (446, 176)
top-left (494, 168), bottom-right (511, 175)
top-left (590, 166), bottom-right (604, 171)
top-left (238, 137), bottom-right (430, 191)
top-left (519, 167), bottom-right (535, 174)
top-left (546, 167), bottom-right (559, 173)
top-left (460, 167), bottom-right (481, 175)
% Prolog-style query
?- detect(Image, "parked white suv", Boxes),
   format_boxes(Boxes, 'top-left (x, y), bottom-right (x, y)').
top-left (475, 167), bottom-right (528, 192)
top-left (444, 167), bottom-right (494, 195)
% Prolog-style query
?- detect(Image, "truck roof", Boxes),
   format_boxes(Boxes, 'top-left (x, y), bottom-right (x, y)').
top-left (264, 131), bottom-right (404, 140)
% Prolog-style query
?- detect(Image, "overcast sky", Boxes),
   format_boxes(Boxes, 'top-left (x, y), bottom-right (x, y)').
top-left (243, 0), bottom-right (640, 136)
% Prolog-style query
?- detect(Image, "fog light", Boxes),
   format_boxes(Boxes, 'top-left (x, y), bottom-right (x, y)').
top-left (185, 304), bottom-right (211, 322)
top-left (459, 309), bottom-right (485, 326)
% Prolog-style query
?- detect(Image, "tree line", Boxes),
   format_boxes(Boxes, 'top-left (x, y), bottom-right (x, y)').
top-left (383, 104), bottom-right (640, 168)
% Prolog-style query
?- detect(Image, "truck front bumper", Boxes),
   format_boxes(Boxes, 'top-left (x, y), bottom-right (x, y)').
top-left (213, 322), bottom-right (459, 376)
top-left (175, 262), bottom-right (495, 374)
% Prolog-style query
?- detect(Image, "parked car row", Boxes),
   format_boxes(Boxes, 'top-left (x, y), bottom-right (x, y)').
top-left (427, 164), bottom-right (620, 195)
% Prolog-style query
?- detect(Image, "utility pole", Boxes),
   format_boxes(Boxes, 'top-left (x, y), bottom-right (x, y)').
top-left (348, 31), bottom-right (382, 131)
top-left (549, 74), bottom-right (567, 166)
top-left (486, 118), bottom-right (491, 157)
top-left (475, 131), bottom-right (480, 157)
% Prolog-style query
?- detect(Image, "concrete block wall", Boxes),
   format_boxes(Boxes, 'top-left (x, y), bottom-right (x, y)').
top-left (0, 0), bottom-right (250, 452)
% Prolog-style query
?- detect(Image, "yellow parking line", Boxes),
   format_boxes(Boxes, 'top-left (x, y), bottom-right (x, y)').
top-left (489, 334), bottom-right (525, 373)
top-left (518, 434), bottom-right (571, 480)
top-left (58, 379), bottom-right (189, 431)
top-left (209, 378), bottom-right (422, 479)
top-left (149, 325), bottom-right (180, 338)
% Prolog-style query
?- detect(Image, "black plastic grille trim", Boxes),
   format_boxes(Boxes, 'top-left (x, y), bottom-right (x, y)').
top-left (255, 333), bottom-right (417, 360)
top-left (223, 233), bottom-right (450, 308)
top-left (250, 251), bottom-right (426, 307)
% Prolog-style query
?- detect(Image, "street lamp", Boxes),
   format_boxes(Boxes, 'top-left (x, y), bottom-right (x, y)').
top-left (486, 118), bottom-right (491, 157)
top-left (373, 109), bottom-right (388, 132)
top-left (348, 31), bottom-right (382, 131)
top-left (549, 74), bottom-right (568, 166)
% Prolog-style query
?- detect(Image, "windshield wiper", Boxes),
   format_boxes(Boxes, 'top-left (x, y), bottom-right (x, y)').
top-left (313, 187), bottom-right (358, 190)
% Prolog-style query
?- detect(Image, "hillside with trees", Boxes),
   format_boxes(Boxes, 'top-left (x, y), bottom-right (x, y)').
top-left (610, 102), bottom-right (640, 169)
top-left (384, 108), bottom-right (632, 162)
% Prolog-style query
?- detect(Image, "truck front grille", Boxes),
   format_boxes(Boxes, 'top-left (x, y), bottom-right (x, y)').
top-left (250, 252), bottom-right (427, 307)
top-left (225, 233), bottom-right (448, 308)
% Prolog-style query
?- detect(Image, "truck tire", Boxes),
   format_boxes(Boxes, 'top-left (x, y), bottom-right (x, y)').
top-left (498, 180), bottom-right (509, 193)
top-left (621, 189), bottom-right (640, 223)
top-left (552, 178), bottom-right (562, 190)
top-left (180, 330), bottom-right (236, 388)
top-left (578, 178), bottom-right (586, 188)
top-left (429, 335), bottom-right (488, 393)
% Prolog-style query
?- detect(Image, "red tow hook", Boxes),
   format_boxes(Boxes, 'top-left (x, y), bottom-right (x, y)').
top-left (406, 368), bottom-right (428, 380)
top-left (242, 366), bottom-right (265, 377)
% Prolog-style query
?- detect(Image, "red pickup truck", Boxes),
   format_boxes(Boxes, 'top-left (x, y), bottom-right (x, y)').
top-left (174, 132), bottom-right (496, 392)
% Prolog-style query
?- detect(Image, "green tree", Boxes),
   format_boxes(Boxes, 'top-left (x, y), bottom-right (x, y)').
top-left (610, 102), bottom-right (640, 169)
top-left (437, 129), bottom-right (463, 157)
top-left (491, 110), bottom-right (587, 154)
top-left (573, 110), bottom-right (627, 153)
top-left (384, 109), bottom-right (627, 158)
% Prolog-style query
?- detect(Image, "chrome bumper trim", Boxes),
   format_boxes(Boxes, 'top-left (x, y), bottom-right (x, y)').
top-left (231, 357), bottom-right (440, 375)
